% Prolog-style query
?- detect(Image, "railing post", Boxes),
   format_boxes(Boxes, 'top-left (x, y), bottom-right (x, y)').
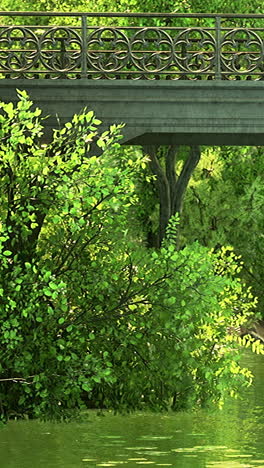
top-left (215, 15), bottom-right (222, 80)
top-left (81, 14), bottom-right (87, 78)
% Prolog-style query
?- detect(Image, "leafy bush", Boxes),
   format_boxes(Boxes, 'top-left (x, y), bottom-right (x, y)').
top-left (0, 92), bottom-right (258, 420)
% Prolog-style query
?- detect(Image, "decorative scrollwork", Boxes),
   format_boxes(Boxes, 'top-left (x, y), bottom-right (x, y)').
top-left (86, 27), bottom-right (215, 75)
top-left (221, 28), bottom-right (264, 74)
top-left (174, 28), bottom-right (216, 73)
top-left (87, 28), bottom-right (130, 72)
top-left (0, 27), bottom-right (40, 73)
top-left (40, 27), bottom-right (82, 72)
top-left (1, 14), bottom-right (264, 80)
top-left (130, 28), bottom-right (174, 72)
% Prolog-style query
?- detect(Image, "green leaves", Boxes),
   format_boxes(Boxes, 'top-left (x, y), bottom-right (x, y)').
top-left (0, 91), bottom-right (153, 419)
top-left (3, 250), bottom-right (12, 256)
top-left (0, 91), bottom-right (257, 421)
top-left (4, 102), bottom-right (14, 118)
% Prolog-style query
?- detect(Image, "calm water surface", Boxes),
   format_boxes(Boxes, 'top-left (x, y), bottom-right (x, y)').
top-left (1, 352), bottom-right (264, 468)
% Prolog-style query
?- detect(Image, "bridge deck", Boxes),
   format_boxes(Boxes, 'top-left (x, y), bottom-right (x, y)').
top-left (1, 12), bottom-right (264, 145)
top-left (2, 79), bottom-right (264, 146)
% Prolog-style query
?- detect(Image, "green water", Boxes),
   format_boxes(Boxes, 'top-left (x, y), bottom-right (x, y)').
top-left (1, 352), bottom-right (264, 468)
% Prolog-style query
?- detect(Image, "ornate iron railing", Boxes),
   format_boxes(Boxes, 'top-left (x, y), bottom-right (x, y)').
top-left (1, 12), bottom-right (264, 79)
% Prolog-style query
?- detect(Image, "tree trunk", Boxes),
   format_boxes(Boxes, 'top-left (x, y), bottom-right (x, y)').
top-left (145, 145), bottom-right (171, 246)
top-left (143, 145), bottom-right (201, 247)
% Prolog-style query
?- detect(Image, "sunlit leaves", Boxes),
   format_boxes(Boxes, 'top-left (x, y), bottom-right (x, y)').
top-left (0, 91), bottom-right (258, 421)
top-left (0, 92), bottom-right (129, 419)
top-left (182, 145), bottom-right (264, 316)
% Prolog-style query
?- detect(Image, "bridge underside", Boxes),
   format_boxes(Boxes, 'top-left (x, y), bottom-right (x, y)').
top-left (1, 80), bottom-right (264, 146)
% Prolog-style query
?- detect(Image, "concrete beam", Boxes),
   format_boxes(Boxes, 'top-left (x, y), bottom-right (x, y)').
top-left (1, 79), bottom-right (264, 146)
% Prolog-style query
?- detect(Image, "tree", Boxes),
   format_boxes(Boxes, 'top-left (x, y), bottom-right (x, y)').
top-left (180, 146), bottom-right (264, 316)
top-left (142, 146), bottom-right (201, 247)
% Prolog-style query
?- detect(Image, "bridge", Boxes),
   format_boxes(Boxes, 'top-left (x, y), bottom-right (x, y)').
top-left (1, 11), bottom-right (264, 145)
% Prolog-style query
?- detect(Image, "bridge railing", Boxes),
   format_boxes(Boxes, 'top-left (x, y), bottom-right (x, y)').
top-left (0, 12), bottom-right (264, 80)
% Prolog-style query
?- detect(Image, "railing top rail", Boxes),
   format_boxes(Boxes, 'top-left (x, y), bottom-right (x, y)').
top-left (1, 11), bottom-right (264, 19)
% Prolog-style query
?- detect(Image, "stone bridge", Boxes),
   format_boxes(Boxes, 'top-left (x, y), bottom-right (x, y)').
top-left (1, 11), bottom-right (264, 145)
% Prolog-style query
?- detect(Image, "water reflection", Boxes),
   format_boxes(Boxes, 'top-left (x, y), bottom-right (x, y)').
top-left (0, 352), bottom-right (264, 468)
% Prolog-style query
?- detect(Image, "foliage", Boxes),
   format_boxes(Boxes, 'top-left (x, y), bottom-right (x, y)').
top-left (1, 0), bottom-right (263, 30)
top-left (180, 146), bottom-right (264, 315)
top-left (1, 0), bottom-right (263, 14)
top-left (0, 0), bottom-right (263, 421)
top-left (0, 90), bottom-right (135, 418)
top-left (0, 93), bottom-right (260, 420)
top-left (89, 231), bottom-right (259, 412)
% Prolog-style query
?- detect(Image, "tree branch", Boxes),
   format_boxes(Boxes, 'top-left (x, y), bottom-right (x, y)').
top-left (173, 146), bottom-right (201, 215)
